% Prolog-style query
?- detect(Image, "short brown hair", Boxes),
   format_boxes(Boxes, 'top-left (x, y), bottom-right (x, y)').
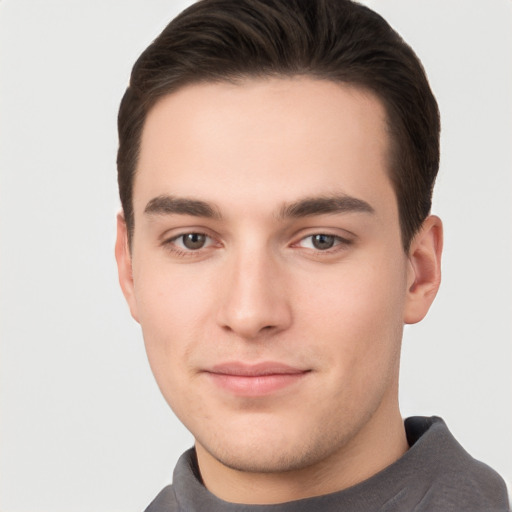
top-left (117, 0), bottom-right (440, 250)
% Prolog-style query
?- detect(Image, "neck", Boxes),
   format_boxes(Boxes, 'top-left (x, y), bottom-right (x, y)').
top-left (195, 397), bottom-right (408, 505)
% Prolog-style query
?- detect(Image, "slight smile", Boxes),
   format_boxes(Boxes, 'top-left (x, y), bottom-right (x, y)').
top-left (204, 362), bottom-right (311, 397)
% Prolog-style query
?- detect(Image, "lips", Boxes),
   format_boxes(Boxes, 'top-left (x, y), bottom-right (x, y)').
top-left (204, 362), bottom-right (309, 396)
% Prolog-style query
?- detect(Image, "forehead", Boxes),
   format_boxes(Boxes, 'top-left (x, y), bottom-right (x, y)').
top-left (134, 78), bottom-right (394, 218)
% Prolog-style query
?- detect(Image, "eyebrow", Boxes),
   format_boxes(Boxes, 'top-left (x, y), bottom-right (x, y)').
top-left (278, 194), bottom-right (375, 219)
top-left (144, 195), bottom-right (221, 219)
top-left (143, 193), bottom-right (374, 220)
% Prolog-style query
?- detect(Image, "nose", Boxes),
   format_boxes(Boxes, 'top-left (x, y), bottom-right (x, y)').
top-left (216, 246), bottom-right (292, 340)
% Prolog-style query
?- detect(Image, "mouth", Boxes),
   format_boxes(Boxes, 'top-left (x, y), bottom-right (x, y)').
top-left (203, 362), bottom-right (310, 397)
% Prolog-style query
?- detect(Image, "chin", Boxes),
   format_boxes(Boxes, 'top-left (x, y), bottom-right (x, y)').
top-left (205, 442), bottom-right (321, 474)
top-left (195, 419), bottom-right (349, 474)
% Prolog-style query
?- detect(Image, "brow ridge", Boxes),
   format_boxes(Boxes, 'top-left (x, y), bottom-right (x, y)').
top-left (144, 193), bottom-right (374, 221)
top-left (144, 195), bottom-right (221, 219)
top-left (278, 194), bottom-right (375, 219)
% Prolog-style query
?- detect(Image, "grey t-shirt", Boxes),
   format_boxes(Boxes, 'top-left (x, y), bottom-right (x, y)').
top-left (145, 417), bottom-right (510, 511)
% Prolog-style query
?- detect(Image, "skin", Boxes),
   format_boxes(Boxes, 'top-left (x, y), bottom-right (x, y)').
top-left (116, 78), bottom-right (442, 504)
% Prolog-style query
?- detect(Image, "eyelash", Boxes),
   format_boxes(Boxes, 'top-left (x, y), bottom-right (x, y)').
top-left (294, 234), bottom-right (353, 253)
top-left (161, 232), bottom-right (353, 257)
top-left (162, 232), bottom-right (216, 257)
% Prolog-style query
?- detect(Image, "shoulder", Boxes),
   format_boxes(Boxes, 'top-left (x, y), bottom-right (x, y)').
top-left (405, 417), bottom-right (510, 511)
top-left (427, 452), bottom-right (509, 511)
top-left (143, 484), bottom-right (179, 512)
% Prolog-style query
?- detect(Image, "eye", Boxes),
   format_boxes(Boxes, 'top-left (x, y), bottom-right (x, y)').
top-left (310, 234), bottom-right (336, 250)
top-left (297, 233), bottom-right (351, 251)
top-left (169, 232), bottom-right (214, 251)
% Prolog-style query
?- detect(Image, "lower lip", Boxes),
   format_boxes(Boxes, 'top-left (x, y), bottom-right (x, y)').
top-left (206, 372), bottom-right (307, 396)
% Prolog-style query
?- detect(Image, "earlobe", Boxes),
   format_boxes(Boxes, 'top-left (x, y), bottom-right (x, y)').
top-left (115, 212), bottom-right (140, 323)
top-left (403, 215), bottom-right (443, 324)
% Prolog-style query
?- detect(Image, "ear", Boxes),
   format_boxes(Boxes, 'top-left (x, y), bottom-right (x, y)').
top-left (403, 215), bottom-right (443, 324)
top-left (115, 212), bottom-right (140, 323)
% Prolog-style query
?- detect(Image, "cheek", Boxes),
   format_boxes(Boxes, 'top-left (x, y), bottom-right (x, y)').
top-left (132, 265), bottom-right (225, 430)
top-left (297, 256), bottom-right (407, 375)
top-left (132, 263), bottom-right (214, 383)
top-left (134, 256), bottom-right (215, 328)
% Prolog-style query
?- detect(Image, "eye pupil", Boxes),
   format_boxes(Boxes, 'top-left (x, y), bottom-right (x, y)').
top-left (312, 234), bottom-right (335, 250)
top-left (183, 233), bottom-right (206, 250)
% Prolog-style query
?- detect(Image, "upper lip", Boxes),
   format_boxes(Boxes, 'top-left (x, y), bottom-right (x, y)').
top-left (206, 362), bottom-right (309, 376)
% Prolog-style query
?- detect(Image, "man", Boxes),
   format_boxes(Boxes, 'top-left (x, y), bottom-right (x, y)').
top-left (114, 0), bottom-right (510, 510)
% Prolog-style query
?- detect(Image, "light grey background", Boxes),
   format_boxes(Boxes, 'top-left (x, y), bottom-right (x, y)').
top-left (1, 1), bottom-right (510, 511)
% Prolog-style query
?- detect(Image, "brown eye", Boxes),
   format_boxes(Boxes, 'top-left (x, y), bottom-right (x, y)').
top-left (311, 234), bottom-right (336, 250)
top-left (181, 233), bottom-right (207, 250)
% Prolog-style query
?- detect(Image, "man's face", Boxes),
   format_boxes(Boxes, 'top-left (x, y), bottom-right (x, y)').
top-left (119, 78), bottom-right (417, 475)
